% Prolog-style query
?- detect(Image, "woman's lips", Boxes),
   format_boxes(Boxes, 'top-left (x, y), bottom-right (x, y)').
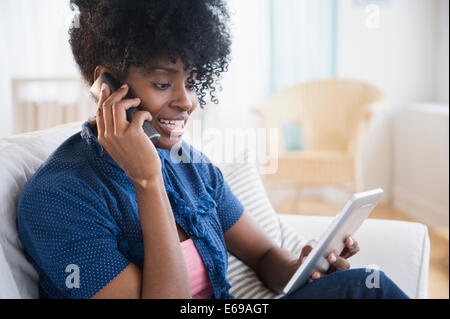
top-left (157, 118), bottom-right (186, 137)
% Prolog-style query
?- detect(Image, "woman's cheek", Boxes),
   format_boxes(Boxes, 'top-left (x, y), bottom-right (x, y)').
top-left (140, 95), bottom-right (167, 113)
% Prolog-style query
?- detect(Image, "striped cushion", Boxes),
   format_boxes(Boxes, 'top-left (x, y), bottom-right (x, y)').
top-left (218, 150), bottom-right (308, 298)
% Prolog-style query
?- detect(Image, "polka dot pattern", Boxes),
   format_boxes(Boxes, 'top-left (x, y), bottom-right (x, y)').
top-left (16, 121), bottom-right (244, 299)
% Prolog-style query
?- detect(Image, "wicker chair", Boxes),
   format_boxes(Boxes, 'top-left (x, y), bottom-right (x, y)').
top-left (253, 79), bottom-right (386, 208)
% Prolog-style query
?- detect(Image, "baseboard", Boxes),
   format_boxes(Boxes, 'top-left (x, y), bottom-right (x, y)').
top-left (393, 186), bottom-right (449, 229)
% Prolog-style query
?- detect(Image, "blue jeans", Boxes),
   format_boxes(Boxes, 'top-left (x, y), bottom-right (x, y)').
top-left (281, 268), bottom-right (410, 299)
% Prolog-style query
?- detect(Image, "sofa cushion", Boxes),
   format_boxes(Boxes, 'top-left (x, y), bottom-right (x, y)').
top-left (0, 122), bottom-right (84, 298)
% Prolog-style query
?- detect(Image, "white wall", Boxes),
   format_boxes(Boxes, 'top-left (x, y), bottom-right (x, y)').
top-left (212, 0), bottom-right (272, 131)
top-left (436, 0), bottom-right (449, 103)
top-left (190, 0), bottom-right (272, 164)
top-left (0, 0), bottom-right (79, 138)
top-left (337, 0), bottom-right (440, 105)
top-left (393, 104), bottom-right (449, 228)
top-left (336, 0), bottom-right (448, 204)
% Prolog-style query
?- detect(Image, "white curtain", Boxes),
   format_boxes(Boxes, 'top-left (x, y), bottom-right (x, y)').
top-left (206, 0), bottom-right (337, 130)
top-left (270, 0), bottom-right (337, 93)
top-left (203, 0), bottom-right (272, 132)
top-left (0, 0), bottom-right (82, 137)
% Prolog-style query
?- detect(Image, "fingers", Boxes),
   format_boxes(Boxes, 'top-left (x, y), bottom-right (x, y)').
top-left (101, 84), bottom-right (131, 136)
top-left (113, 97), bottom-right (142, 133)
top-left (129, 110), bottom-right (153, 132)
top-left (101, 84), bottom-right (118, 137)
top-left (96, 83), bottom-right (110, 137)
top-left (327, 253), bottom-right (350, 271)
top-left (311, 271), bottom-right (325, 280)
top-left (310, 253), bottom-right (351, 281)
top-left (340, 236), bottom-right (360, 259)
top-left (299, 243), bottom-right (315, 264)
top-left (300, 245), bottom-right (313, 258)
top-left (304, 237), bottom-right (357, 282)
top-left (98, 84), bottom-right (144, 136)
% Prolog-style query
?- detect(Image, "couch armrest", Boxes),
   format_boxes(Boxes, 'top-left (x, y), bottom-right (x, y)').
top-left (278, 214), bottom-right (430, 299)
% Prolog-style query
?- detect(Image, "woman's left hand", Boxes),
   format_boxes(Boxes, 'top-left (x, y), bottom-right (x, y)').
top-left (308, 236), bottom-right (360, 281)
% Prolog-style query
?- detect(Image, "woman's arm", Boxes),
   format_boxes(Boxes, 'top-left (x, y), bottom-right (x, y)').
top-left (135, 175), bottom-right (191, 298)
top-left (93, 175), bottom-right (191, 299)
top-left (92, 83), bottom-right (190, 298)
top-left (224, 210), bottom-right (298, 293)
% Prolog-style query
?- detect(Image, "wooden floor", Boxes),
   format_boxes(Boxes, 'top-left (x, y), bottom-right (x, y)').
top-left (272, 196), bottom-right (449, 299)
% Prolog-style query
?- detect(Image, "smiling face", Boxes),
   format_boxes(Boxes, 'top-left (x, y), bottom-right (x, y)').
top-left (94, 54), bottom-right (199, 150)
top-left (123, 55), bottom-right (199, 150)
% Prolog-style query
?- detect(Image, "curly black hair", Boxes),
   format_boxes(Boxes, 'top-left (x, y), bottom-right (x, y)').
top-left (68, 0), bottom-right (232, 107)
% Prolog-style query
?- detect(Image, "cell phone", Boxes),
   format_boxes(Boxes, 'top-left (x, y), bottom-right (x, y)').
top-left (88, 72), bottom-right (161, 144)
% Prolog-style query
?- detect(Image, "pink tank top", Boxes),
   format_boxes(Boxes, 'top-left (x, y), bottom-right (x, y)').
top-left (180, 238), bottom-right (214, 299)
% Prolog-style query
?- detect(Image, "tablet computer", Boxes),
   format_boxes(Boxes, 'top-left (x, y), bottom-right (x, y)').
top-left (282, 188), bottom-right (384, 295)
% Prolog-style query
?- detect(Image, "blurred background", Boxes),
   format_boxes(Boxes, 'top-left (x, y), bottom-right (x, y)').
top-left (0, 0), bottom-right (448, 298)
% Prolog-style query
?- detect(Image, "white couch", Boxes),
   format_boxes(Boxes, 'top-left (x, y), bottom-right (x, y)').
top-left (0, 122), bottom-right (430, 299)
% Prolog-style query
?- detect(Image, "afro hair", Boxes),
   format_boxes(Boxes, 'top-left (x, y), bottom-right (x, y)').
top-left (68, 0), bottom-right (233, 107)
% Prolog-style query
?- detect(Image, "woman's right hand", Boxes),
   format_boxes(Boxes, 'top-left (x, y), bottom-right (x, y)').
top-left (96, 82), bottom-right (162, 186)
top-left (297, 237), bottom-right (359, 281)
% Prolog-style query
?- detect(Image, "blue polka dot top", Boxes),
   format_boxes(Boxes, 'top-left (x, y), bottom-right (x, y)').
top-left (16, 121), bottom-right (244, 299)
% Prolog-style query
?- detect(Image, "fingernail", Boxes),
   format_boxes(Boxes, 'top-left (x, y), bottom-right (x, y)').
top-left (348, 237), bottom-right (354, 246)
top-left (312, 272), bottom-right (320, 280)
top-left (329, 253), bottom-right (336, 263)
top-left (301, 256), bottom-right (306, 263)
top-left (121, 84), bottom-right (128, 89)
top-left (101, 83), bottom-right (107, 91)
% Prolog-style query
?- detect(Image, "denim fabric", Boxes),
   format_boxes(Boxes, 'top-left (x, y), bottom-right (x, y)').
top-left (281, 268), bottom-right (410, 299)
top-left (17, 121), bottom-right (244, 299)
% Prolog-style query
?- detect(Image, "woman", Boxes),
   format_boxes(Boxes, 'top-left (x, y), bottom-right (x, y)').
top-left (17, 0), bottom-right (408, 299)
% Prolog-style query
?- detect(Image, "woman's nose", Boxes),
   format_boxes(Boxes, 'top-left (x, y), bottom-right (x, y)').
top-left (171, 85), bottom-right (194, 111)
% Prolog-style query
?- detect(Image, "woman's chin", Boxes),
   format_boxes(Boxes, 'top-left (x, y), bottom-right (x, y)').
top-left (155, 135), bottom-right (183, 150)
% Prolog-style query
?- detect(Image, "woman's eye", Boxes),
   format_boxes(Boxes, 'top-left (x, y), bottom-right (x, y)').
top-left (153, 82), bottom-right (195, 91)
top-left (153, 83), bottom-right (170, 90)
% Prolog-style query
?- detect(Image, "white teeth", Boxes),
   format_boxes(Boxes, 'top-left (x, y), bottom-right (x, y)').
top-left (158, 119), bottom-right (185, 130)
